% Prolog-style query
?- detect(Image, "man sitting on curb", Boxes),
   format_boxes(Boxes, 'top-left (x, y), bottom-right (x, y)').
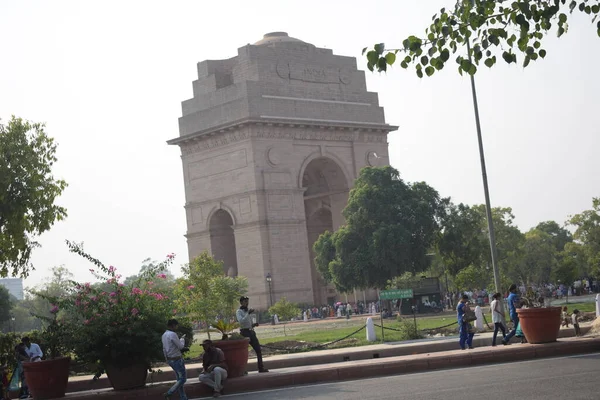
top-left (198, 340), bottom-right (228, 398)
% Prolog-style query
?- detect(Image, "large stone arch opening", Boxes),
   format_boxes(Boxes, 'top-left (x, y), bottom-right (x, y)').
top-left (209, 209), bottom-right (238, 277)
top-left (302, 157), bottom-right (350, 305)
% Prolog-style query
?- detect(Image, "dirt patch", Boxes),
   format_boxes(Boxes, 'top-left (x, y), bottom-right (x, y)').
top-left (585, 316), bottom-right (600, 336)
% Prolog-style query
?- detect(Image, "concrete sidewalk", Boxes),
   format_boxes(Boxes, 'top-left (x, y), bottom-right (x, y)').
top-left (65, 325), bottom-right (592, 394)
top-left (65, 336), bottom-right (600, 400)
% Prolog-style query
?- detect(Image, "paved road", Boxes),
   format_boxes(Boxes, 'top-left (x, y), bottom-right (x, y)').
top-left (217, 353), bottom-right (600, 400)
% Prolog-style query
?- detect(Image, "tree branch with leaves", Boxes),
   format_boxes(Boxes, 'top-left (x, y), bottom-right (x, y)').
top-left (364, 0), bottom-right (600, 77)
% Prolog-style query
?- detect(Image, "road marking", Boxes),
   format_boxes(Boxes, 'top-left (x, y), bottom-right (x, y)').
top-left (190, 352), bottom-right (599, 398)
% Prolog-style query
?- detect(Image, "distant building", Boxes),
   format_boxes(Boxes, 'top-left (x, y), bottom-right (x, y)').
top-left (0, 278), bottom-right (24, 300)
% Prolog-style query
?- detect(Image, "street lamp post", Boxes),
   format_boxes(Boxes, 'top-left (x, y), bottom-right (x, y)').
top-left (466, 32), bottom-right (502, 297)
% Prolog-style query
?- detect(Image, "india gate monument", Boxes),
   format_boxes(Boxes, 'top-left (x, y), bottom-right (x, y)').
top-left (168, 32), bottom-right (397, 309)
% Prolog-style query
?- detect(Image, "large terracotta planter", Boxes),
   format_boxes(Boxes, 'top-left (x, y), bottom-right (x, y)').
top-left (22, 357), bottom-right (71, 400)
top-left (105, 362), bottom-right (148, 390)
top-left (517, 306), bottom-right (562, 344)
top-left (214, 338), bottom-right (250, 378)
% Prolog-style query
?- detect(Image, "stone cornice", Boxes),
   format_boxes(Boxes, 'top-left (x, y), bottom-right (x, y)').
top-left (172, 120), bottom-right (397, 157)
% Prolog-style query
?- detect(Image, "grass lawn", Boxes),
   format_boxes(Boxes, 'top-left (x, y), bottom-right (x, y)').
top-left (187, 312), bottom-right (463, 358)
top-left (186, 302), bottom-right (597, 358)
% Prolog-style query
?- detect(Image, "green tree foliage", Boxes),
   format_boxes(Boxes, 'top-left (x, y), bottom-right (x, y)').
top-left (0, 117), bottom-right (67, 277)
top-left (175, 252), bottom-right (248, 338)
top-left (436, 202), bottom-right (523, 287)
top-left (568, 197), bottom-right (600, 276)
top-left (436, 203), bottom-right (487, 276)
top-left (0, 286), bottom-right (13, 326)
top-left (454, 264), bottom-right (491, 291)
top-left (313, 166), bottom-right (444, 292)
top-left (535, 220), bottom-right (573, 253)
top-left (363, 0), bottom-right (600, 77)
top-left (268, 297), bottom-right (301, 322)
top-left (517, 229), bottom-right (557, 285)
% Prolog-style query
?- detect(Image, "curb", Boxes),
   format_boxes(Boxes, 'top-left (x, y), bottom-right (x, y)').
top-left (65, 336), bottom-right (600, 400)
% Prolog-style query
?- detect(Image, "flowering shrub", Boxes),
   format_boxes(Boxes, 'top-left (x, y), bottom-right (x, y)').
top-left (64, 241), bottom-right (178, 372)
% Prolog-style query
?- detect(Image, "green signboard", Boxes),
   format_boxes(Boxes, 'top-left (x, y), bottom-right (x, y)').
top-left (379, 289), bottom-right (413, 300)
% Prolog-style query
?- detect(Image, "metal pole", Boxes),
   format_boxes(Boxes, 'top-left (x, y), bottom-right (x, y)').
top-left (466, 37), bottom-right (502, 296)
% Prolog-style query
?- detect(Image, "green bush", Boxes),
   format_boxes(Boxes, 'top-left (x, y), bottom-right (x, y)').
top-left (396, 317), bottom-right (423, 340)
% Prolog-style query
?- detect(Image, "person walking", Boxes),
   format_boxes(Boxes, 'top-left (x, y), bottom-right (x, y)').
top-left (236, 296), bottom-right (269, 373)
top-left (490, 293), bottom-right (507, 346)
top-left (198, 340), bottom-right (228, 398)
top-left (502, 284), bottom-right (521, 345)
top-left (572, 309), bottom-right (581, 337)
top-left (162, 319), bottom-right (189, 400)
top-left (457, 294), bottom-right (475, 350)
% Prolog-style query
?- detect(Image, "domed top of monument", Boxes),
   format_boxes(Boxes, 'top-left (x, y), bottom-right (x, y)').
top-left (253, 32), bottom-right (310, 46)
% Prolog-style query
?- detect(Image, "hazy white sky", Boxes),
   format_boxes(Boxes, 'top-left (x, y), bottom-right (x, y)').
top-left (1, 1), bottom-right (599, 288)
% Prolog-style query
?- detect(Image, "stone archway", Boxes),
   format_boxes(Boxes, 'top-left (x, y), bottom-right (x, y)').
top-left (209, 209), bottom-right (238, 276)
top-left (302, 157), bottom-right (350, 305)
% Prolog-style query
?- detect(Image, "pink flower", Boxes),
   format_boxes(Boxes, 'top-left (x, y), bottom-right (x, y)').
top-left (187, 285), bottom-right (195, 290)
top-left (172, 309), bottom-right (177, 315)
top-left (158, 274), bottom-right (167, 279)
top-left (50, 305), bottom-right (59, 314)
top-left (109, 292), bottom-right (117, 297)
top-left (131, 308), bottom-right (139, 316)
top-left (132, 288), bottom-right (143, 295)
top-left (108, 266), bottom-right (116, 273)
top-left (84, 320), bottom-right (90, 325)
top-left (166, 253), bottom-right (175, 259)
top-left (118, 283), bottom-right (124, 287)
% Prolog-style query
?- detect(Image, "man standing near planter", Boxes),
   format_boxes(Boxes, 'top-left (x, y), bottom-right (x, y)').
top-left (503, 284), bottom-right (522, 345)
top-left (236, 296), bottom-right (269, 373)
top-left (162, 319), bottom-right (189, 400)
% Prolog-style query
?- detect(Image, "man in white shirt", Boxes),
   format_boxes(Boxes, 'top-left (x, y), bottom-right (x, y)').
top-left (490, 293), bottom-right (507, 346)
top-left (22, 337), bottom-right (43, 362)
top-left (236, 296), bottom-right (268, 373)
top-left (162, 319), bottom-right (189, 400)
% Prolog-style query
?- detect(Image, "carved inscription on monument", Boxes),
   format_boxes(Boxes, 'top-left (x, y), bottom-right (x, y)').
top-left (277, 62), bottom-right (351, 84)
top-left (188, 149), bottom-right (248, 181)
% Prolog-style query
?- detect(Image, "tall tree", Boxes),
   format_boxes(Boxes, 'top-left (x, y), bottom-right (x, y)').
top-left (436, 202), bottom-right (487, 276)
top-left (0, 286), bottom-right (13, 327)
top-left (363, 0), bottom-right (600, 76)
top-left (535, 220), bottom-right (573, 253)
top-left (313, 166), bottom-right (444, 292)
top-left (436, 202), bottom-right (523, 289)
top-left (0, 117), bottom-right (67, 277)
top-left (517, 229), bottom-right (557, 285)
top-left (568, 197), bottom-right (600, 277)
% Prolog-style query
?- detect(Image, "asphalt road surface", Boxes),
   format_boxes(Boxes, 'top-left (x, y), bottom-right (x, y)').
top-left (216, 353), bottom-right (600, 400)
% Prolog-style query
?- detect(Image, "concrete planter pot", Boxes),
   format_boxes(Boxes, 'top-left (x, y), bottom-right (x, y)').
top-left (517, 306), bottom-right (562, 344)
top-left (22, 357), bottom-right (71, 400)
top-left (214, 338), bottom-right (250, 378)
top-left (105, 362), bottom-right (148, 390)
